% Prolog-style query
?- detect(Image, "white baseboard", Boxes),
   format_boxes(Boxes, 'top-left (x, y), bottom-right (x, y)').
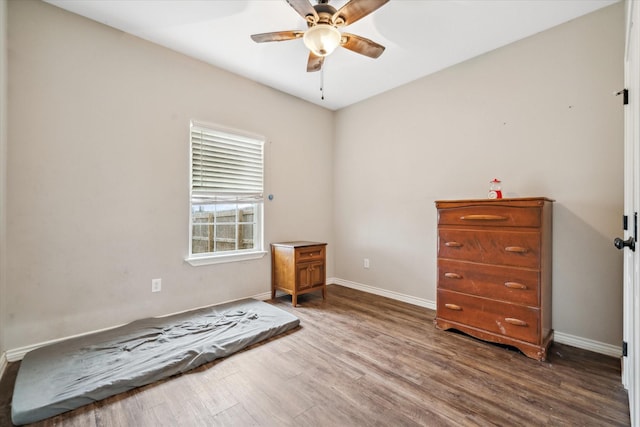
top-left (0, 352), bottom-right (7, 381)
top-left (5, 323), bottom-right (123, 362)
top-left (330, 277), bottom-right (622, 358)
top-left (330, 278), bottom-right (437, 310)
top-left (553, 331), bottom-right (621, 358)
top-left (251, 291), bottom-right (271, 301)
top-left (4, 283), bottom-right (622, 362)
top-left (5, 290), bottom-right (275, 362)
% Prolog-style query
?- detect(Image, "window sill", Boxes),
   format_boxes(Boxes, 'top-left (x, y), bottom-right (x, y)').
top-left (185, 250), bottom-right (267, 266)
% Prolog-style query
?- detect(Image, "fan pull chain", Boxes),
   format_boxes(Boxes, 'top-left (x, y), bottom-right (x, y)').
top-left (320, 66), bottom-right (324, 100)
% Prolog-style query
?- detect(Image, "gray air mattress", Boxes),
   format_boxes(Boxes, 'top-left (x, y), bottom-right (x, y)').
top-left (12, 298), bottom-right (299, 425)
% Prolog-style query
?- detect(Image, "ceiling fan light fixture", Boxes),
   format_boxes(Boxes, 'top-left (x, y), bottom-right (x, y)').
top-left (303, 24), bottom-right (341, 57)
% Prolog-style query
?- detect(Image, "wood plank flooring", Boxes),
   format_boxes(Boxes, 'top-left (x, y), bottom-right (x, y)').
top-left (0, 285), bottom-right (630, 426)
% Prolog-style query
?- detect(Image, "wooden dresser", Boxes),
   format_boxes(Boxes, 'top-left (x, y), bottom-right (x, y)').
top-left (434, 198), bottom-right (553, 361)
top-left (271, 241), bottom-right (327, 307)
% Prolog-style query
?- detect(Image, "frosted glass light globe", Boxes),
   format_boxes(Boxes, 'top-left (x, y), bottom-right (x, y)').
top-left (303, 24), bottom-right (341, 57)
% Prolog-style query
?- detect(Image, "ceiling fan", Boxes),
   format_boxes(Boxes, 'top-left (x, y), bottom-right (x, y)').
top-left (250, 0), bottom-right (389, 72)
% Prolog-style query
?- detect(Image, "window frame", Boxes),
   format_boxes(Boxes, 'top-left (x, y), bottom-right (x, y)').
top-left (185, 121), bottom-right (266, 266)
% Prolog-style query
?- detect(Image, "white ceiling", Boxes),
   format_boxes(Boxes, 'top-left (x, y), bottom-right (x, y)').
top-left (44, 0), bottom-right (619, 111)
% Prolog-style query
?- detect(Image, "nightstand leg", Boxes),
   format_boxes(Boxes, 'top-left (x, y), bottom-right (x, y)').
top-left (292, 294), bottom-right (297, 307)
top-left (271, 288), bottom-right (276, 300)
top-left (322, 286), bottom-right (326, 301)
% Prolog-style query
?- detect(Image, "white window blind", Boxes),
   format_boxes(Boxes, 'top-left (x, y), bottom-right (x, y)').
top-left (190, 123), bottom-right (264, 203)
top-left (187, 121), bottom-right (266, 265)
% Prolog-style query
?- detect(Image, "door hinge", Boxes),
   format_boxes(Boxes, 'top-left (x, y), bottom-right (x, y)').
top-left (616, 88), bottom-right (629, 105)
top-left (623, 213), bottom-right (639, 240)
top-left (623, 341), bottom-right (628, 357)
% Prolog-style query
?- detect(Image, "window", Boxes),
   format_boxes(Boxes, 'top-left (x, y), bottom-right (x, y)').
top-left (186, 121), bottom-right (265, 266)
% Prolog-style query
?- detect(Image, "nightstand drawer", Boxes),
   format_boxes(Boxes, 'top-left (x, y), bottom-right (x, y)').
top-left (438, 259), bottom-right (539, 306)
top-left (296, 245), bottom-right (325, 261)
top-left (438, 204), bottom-right (541, 228)
top-left (438, 229), bottom-right (540, 269)
top-left (437, 290), bottom-right (540, 344)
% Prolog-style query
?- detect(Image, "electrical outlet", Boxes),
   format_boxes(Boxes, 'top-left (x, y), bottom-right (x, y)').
top-left (151, 278), bottom-right (162, 292)
top-left (364, 258), bottom-right (370, 269)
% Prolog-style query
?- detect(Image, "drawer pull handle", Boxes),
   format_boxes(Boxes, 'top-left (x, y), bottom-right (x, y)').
top-left (505, 318), bottom-right (528, 327)
top-left (504, 281), bottom-right (527, 290)
top-left (445, 303), bottom-right (462, 311)
top-left (445, 242), bottom-right (462, 247)
top-left (505, 246), bottom-right (528, 253)
top-left (459, 214), bottom-right (508, 221)
top-left (444, 273), bottom-right (462, 279)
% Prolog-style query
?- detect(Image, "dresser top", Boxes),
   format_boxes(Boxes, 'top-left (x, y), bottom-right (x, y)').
top-left (436, 197), bottom-right (554, 208)
top-left (271, 241), bottom-right (327, 248)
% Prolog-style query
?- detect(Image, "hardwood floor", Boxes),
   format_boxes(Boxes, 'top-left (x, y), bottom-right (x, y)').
top-left (0, 285), bottom-right (630, 426)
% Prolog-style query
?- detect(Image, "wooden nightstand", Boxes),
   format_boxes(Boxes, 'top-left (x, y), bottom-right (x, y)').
top-left (271, 241), bottom-right (327, 307)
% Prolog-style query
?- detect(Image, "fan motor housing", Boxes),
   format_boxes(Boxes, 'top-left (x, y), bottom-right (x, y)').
top-left (310, 4), bottom-right (339, 26)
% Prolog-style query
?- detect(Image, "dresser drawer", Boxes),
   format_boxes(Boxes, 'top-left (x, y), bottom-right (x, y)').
top-left (296, 245), bottom-right (325, 261)
top-left (438, 229), bottom-right (540, 269)
top-left (438, 259), bottom-right (539, 306)
top-left (438, 204), bottom-right (541, 228)
top-left (437, 290), bottom-right (540, 344)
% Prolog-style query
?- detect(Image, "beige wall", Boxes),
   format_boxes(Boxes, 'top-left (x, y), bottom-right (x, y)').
top-left (334, 3), bottom-right (624, 346)
top-left (1, 0), bottom-right (7, 359)
top-left (5, 0), bottom-right (334, 349)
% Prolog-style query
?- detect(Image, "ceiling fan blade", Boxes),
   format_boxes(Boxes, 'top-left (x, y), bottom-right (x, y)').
top-left (307, 52), bottom-right (324, 72)
top-left (340, 33), bottom-right (385, 58)
top-left (332, 0), bottom-right (389, 26)
top-left (251, 31), bottom-right (304, 43)
top-left (286, 0), bottom-right (318, 23)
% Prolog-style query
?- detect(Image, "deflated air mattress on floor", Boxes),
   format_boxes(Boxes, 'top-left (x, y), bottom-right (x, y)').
top-left (11, 298), bottom-right (299, 425)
